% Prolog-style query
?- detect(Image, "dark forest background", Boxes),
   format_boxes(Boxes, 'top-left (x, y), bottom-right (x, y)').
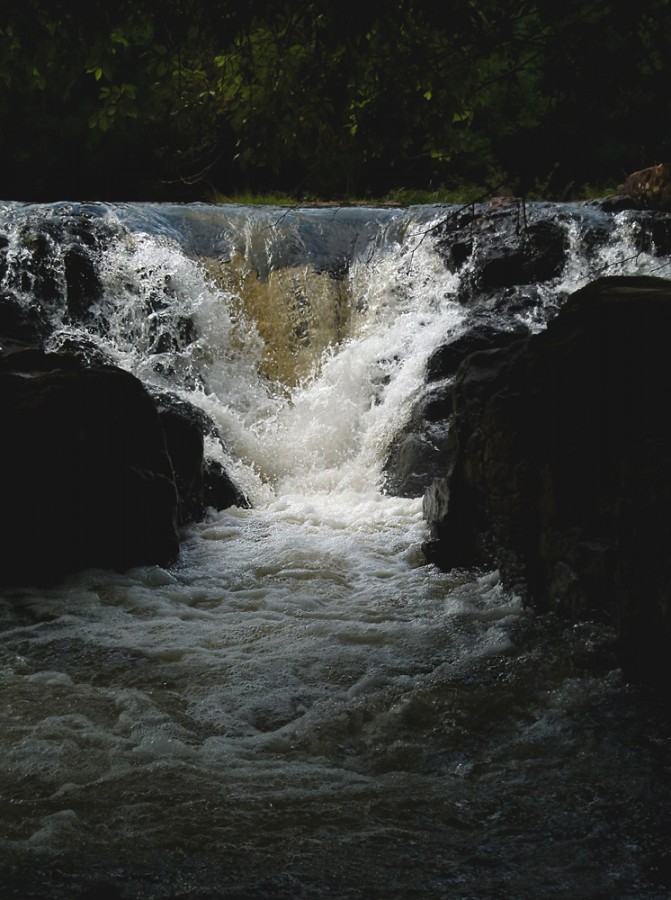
top-left (1, 0), bottom-right (670, 202)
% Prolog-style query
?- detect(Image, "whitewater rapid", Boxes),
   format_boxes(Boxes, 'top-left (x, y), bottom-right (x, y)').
top-left (2, 201), bottom-right (671, 898)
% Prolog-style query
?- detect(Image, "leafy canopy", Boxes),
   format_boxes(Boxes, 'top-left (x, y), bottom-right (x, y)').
top-left (1, 0), bottom-right (670, 199)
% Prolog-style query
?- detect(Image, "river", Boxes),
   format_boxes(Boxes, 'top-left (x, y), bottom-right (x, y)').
top-left (1, 201), bottom-right (670, 898)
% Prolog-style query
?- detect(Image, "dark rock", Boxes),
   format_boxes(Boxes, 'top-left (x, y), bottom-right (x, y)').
top-left (424, 275), bottom-right (671, 685)
top-left (0, 234), bottom-right (8, 284)
top-left (0, 290), bottom-right (51, 348)
top-left (0, 347), bottom-right (249, 585)
top-left (426, 317), bottom-right (530, 382)
top-left (0, 350), bottom-right (179, 585)
top-left (155, 395), bottom-right (207, 525)
top-left (3, 210), bottom-right (112, 332)
top-left (432, 202), bottom-right (570, 309)
top-left (0, 346), bottom-right (85, 374)
top-left (23, 230), bottom-right (60, 306)
top-left (63, 244), bottom-right (103, 320)
top-left (383, 383), bottom-right (454, 498)
top-left (597, 195), bottom-right (640, 213)
top-left (422, 381), bottom-right (456, 422)
top-left (444, 239), bottom-right (473, 273)
top-left (49, 335), bottom-right (114, 367)
top-left (470, 218), bottom-right (568, 292)
top-left (152, 390), bottom-right (250, 520)
top-left (626, 212), bottom-right (671, 258)
top-left (385, 314), bottom-right (530, 498)
top-left (204, 458), bottom-right (251, 511)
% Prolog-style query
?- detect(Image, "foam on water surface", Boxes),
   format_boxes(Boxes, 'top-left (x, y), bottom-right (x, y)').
top-left (2, 202), bottom-right (671, 898)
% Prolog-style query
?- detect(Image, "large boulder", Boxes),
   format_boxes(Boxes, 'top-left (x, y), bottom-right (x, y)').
top-left (0, 351), bottom-right (251, 585)
top-left (424, 276), bottom-right (671, 683)
top-left (0, 350), bottom-right (180, 585)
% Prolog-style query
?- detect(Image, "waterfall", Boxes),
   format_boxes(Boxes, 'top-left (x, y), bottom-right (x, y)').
top-left (1, 202), bottom-right (469, 502)
top-left (2, 200), bottom-right (671, 900)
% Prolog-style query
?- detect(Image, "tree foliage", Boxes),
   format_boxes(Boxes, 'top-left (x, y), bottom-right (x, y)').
top-left (1, 0), bottom-right (670, 199)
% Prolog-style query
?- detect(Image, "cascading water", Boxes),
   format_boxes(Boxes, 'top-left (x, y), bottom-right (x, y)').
top-left (1, 201), bottom-right (671, 899)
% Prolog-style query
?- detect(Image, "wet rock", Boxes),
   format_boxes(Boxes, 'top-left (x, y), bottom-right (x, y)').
top-left (384, 312), bottom-right (530, 498)
top-left (152, 390), bottom-right (250, 521)
top-left (387, 202), bottom-right (564, 499)
top-left (49, 334), bottom-right (114, 367)
top-left (154, 393), bottom-right (207, 525)
top-left (63, 244), bottom-right (103, 320)
top-left (426, 316), bottom-right (530, 382)
top-left (6, 210), bottom-right (112, 327)
top-left (0, 346), bottom-right (84, 374)
top-left (431, 201), bottom-right (571, 314)
top-left (0, 290), bottom-right (51, 348)
top-left (0, 350), bottom-right (180, 585)
top-left (443, 239), bottom-right (472, 273)
top-left (474, 218), bottom-right (567, 290)
top-left (2, 212), bottom-right (112, 362)
top-left (597, 195), bottom-right (640, 213)
top-left (0, 234), bottom-right (8, 285)
top-left (423, 275), bottom-right (671, 685)
top-left (383, 381), bottom-right (454, 497)
top-left (625, 212), bottom-right (671, 258)
top-left (204, 458), bottom-right (251, 511)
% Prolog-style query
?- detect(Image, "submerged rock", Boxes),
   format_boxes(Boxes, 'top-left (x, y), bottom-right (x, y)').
top-left (423, 275), bottom-right (671, 685)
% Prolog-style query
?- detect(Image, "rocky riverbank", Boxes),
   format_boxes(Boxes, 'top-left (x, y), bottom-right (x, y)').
top-left (422, 275), bottom-right (671, 685)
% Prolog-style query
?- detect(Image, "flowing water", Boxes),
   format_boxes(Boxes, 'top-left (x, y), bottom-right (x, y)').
top-left (1, 202), bottom-right (671, 898)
